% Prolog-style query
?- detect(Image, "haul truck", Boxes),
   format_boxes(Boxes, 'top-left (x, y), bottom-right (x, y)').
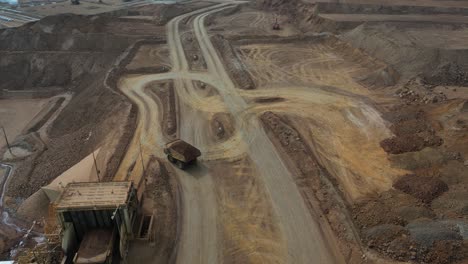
top-left (164, 139), bottom-right (201, 170)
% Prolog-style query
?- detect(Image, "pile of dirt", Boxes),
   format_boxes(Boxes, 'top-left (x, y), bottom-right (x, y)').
top-left (353, 189), bottom-right (468, 263)
top-left (407, 220), bottom-right (463, 247)
top-left (128, 157), bottom-right (179, 262)
top-left (0, 53), bottom-right (115, 91)
top-left (0, 13), bottom-right (148, 91)
top-left (210, 113), bottom-right (235, 142)
top-left (353, 189), bottom-right (419, 228)
top-left (145, 81), bottom-right (177, 138)
top-left (29, 13), bottom-right (110, 34)
top-left (423, 62), bottom-right (468, 87)
top-left (393, 174), bottom-right (448, 203)
top-left (260, 111), bottom-right (363, 262)
top-left (380, 106), bottom-right (442, 154)
top-left (211, 34), bottom-right (255, 90)
top-left (462, 101), bottom-right (468, 112)
top-left (380, 134), bottom-right (427, 154)
top-left (395, 79), bottom-right (448, 105)
top-left (426, 240), bottom-right (468, 264)
top-left (395, 205), bottom-right (435, 222)
top-left (181, 31), bottom-right (207, 71)
top-left (363, 224), bottom-right (408, 248)
top-left (432, 186), bottom-right (468, 217)
top-left (2, 13), bottom-right (141, 201)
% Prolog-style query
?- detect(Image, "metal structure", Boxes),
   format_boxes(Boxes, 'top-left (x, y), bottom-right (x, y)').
top-left (54, 181), bottom-right (138, 263)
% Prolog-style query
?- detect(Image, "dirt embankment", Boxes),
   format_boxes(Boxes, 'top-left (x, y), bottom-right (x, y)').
top-left (380, 106), bottom-right (443, 154)
top-left (0, 14), bottom-right (143, 92)
top-left (256, 0), bottom-right (357, 33)
top-left (128, 157), bottom-right (180, 263)
top-left (209, 113), bottom-right (235, 142)
top-left (145, 81), bottom-right (178, 139)
top-left (211, 34), bottom-right (255, 90)
top-left (354, 100), bottom-right (468, 263)
top-left (181, 31), bottom-right (207, 71)
top-left (1, 12), bottom-right (160, 210)
top-left (260, 111), bottom-right (363, 263)
top-left (342, 24), bottom-right (468, 82)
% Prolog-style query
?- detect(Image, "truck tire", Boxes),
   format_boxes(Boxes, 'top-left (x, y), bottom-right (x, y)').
top-left (176, 160), bottom-right (186, 170)
top-left (167, 155), bottom-right (176, 163)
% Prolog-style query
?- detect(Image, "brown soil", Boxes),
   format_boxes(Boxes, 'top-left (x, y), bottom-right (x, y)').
top-left (145, 81), bottom-right (178, 139)
top-left (426, 241), bottom-right (468, 264)
top-left (2, 0), bottom-right (468, 262)
top-left (210, 113), bottom-right (235, 142)
top-left (211, 34), bottom-right (255, 90)
top-left (209, 157), bottom-right (286, 263)
top-left (260, 111), bottom-right (363, 263)
top-left (393, 174), bottom-right (448, 203)
top-left (127, 157), bottom-right (180, 263)
top-left (0, 12), bottom-right (148, 218)
top-left (380, 106), bottom-right (443, 154)
top-left (181, 30), bottom-right (207, 71)
top-left (423, 63), bottom-right (468, 87)
top-left (25, 97), bottom-right (65, 134)
top-left (126, 44), bottom-right (171, 71)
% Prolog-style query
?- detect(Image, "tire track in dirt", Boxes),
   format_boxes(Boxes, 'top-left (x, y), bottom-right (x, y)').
top-left (194, 7), bottom-right (346, 264)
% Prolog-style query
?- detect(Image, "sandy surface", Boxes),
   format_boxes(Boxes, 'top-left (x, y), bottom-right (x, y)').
top-left (238, 41), bottom-right (408, 200)
top-left (0, 98), bottom-right (48, 149)
top-left (116, 2), bottom-right (347, 263)
top-left (46, 148), bottom-right (100, 191)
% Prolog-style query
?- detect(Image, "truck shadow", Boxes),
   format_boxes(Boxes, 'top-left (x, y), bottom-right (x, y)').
top-left (182, 161), bottom-right (209, 180)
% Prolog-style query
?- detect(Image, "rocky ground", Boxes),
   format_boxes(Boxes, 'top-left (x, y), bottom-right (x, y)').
top-left (0, 2), bottom-right (207, 256)
top-left (0, 0), bottom-right (467, 263)
top-left (252, 0), bottom-right (468, 263)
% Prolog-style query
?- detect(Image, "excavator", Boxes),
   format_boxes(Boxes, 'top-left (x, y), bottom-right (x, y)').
top-left (273, 17), bottom-right (280, 30)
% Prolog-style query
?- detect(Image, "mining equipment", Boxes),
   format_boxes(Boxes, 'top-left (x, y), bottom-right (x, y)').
top-left (54, 181), bottom-right (139, 263)
top-left (273, 18), bottom-right (280, 30)
top-left (164, 139), bottom-right (201, 170)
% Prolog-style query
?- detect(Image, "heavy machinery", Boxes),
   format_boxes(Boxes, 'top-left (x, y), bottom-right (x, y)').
top-left (273, 18), bottom-right (280, 30)
top-left (164, 139), bottom-right (201, 170)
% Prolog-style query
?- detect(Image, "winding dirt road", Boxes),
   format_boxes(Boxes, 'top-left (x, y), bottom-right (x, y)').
top-left (117, 2), bottom-right (346, 263)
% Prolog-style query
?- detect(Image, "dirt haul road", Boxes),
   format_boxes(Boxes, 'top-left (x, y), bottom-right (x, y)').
top-left (117, 2), bottom-right (344, 263)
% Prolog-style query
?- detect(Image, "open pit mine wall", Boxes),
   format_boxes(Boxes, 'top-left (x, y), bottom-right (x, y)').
top-left (258, 0), bottom-right (468, 19)
top-left (257, 0), bottom-right (468, 82)
top-left (256, 0), bottom-right (363, 32)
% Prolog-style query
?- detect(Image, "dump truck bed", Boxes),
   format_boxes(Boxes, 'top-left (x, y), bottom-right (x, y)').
top-left (74, 229), bottom-right (114, 264)
top-left (165, 139), bottom-right (201, 163)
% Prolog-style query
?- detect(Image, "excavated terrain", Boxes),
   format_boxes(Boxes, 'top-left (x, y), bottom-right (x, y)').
top-left (251, 0), bottom-right (468, 263)
top-left (0, 2), bottom-right (210, 258)
top-left (0, 0), bottom-right (468, 263)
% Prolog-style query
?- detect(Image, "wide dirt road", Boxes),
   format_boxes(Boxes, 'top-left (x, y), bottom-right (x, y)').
top-left (117, 2), bottom-right (345, 263)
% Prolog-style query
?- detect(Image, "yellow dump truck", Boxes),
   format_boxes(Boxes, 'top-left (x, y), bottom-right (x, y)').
top-left (163, 139), bottom-right (201, 169)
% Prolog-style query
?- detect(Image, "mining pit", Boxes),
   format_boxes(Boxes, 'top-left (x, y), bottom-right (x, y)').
top-left (0, 0), bottom-right (467, 263)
